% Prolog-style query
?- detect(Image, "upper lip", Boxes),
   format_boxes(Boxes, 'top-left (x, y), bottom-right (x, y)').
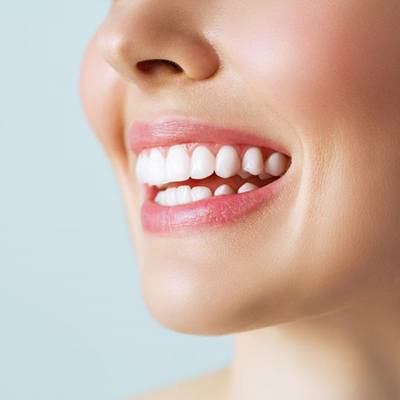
top-left (127, 116), bottom-right (291, 156)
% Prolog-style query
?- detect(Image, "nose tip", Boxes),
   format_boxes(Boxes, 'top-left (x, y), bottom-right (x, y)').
top-left (97, 7), bottom-right (220, 87)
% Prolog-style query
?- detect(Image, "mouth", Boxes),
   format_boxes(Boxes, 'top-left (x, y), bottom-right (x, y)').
top-left (128, 117), bottom-right (292, 234)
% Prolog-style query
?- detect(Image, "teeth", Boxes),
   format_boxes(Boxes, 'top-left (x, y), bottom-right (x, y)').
top-left (176, 185), bottom-right (192, 205)
top-left (242, 147), bottom-right (264, 175)
top-left (154, 181), bottom-right (261, 206)
top-left (214, 184), bottom-right (234, 196)
top-left (154, 185), bottom-right (212, 206)
top-left (191, 186), bottom-right (212, 202)
top-left (215, 145), bottom-right (241, 178)
top-left (237, 182), bottom-right (258, 193)
top-left (166, 145), bottom-right (191, 182)
top-left (265, 152), bottom-right (290, 176)
top-left (135, 144), bottom-right (290, 186)
top-left (165, 187), bottom-right (178, 206)
top-left (154, 190), bottom-right (166, 205)
top-left (190, 146), bottom-right (215, 179)
top-left (147, 144), bottom-right (291, 207)
top-left (148, 149), bottom-right (166, 185)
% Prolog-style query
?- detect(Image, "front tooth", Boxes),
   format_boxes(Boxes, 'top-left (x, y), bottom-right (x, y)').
top-left (165, 187), bottom-right (178, 206)
top-left (242, 147), bottom-right (264, 175)
top-left (190, 146), bottom-right (215, 179)
top-left (135, 152), bottom-right (149, 183)
top-left (214, 184), bottom-right (234, 196)
top-left (215, 145), bottom-right (241, 178)
top-left (191, 186), bottom-right (212, 202)
top-left (237, 182), bottom-right (259, 193)
top-left (148, 148), bottom-right (166, 185)
top-left (176, 185), bottom-right (192, 205)
top-left (264, 152), bottom-right (290, 176)
top-left (166, 145), bottom-right (191, 182)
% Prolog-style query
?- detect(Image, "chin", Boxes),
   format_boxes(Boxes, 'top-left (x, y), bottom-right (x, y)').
top-left (137, 255), bottom-right (307, 336)
top-left (136, 244), bottom-right (375, 336)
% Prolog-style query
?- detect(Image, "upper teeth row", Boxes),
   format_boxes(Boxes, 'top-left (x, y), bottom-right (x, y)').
top-left (135, 144), bottom-right (290, 186)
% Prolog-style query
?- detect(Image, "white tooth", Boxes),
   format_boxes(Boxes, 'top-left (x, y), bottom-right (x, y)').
top-left (237, 182), bottom-right (258, 194)
top-left (148, 148), bottom-right (166, 185)
top-left (154, 191), bottom-right (166, 205)
top-left (190, 146), bottom-right (215, 179)
top-left (242, 147), bottom-right (264, 175)
top-left (214, 184), bottom-right (234, 196)
top-left (191, 186), bottom-right (212, 202)
top-left (165, 187), bottom-right (178, 206)
top-left (176, 185), bottom-right (192, 205)
top-left (215, 145), bottom-right (241, 178)
top-left (166, 144), bottom-right (190, 182)
top-left (135, 152), bottom-right (149, 183)
top-left (264, 152), bottom-right (290, 176)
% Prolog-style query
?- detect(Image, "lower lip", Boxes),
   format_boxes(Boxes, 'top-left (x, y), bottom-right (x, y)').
top-left (141, 173), bottom-right (288, 234)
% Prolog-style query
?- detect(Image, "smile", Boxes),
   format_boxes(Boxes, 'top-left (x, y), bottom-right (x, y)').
top-left (129, 118), bottom-right (292, 234)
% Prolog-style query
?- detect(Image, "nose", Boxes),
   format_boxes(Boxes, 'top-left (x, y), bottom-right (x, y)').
top-left (96, 2), bottom-right (220, 88)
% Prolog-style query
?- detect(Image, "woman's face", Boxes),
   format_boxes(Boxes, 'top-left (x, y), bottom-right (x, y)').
top-left (80, 0), bottom-right (400, 334)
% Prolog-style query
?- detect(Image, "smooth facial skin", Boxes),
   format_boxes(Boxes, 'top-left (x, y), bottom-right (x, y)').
top-left (81, 1), bottom-right (400, 397)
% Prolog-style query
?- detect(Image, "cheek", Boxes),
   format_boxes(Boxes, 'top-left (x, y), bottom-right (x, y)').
top-left (217, 1), bottom-right (400, 307)
top-left (80, 34), bottom-right (127, 160)
top-left (80, 34), bottom-right (142, 244)
top-left (226, 1), bottom-right (400, 129)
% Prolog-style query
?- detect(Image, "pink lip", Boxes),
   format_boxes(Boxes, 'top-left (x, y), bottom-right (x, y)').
top-left (127, 116), bottom-right (292, 234)
top-left (141, 177), bottom-right (286, 234)
top-left (128, 116), bottom-right (291, 156)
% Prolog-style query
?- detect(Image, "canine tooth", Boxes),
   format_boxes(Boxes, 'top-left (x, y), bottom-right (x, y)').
top-left (176, 185), bottom-right (192, 205)
top-left (166, 144), bottom-right (191, 182)
top-left (148, 148), bottom-right (166, 185)
top-left (242, 147), bottom-right (264, 175)
top-left (165, 187), bottom-right (178, 206)
top-left (215, 145), bottom-right (241, 178)
top-left (135, 152), bottom-right (149, 183)
top-left (265, 152), bottom-right (289, 176)
top-left (214, 184), bottom-right (234, 196)
top-left (191, 146), bottom-right (215, 179)
top-left (191, 186), bottom-right (212, 202)
top-left (237, 182), bottom-right (258, 193)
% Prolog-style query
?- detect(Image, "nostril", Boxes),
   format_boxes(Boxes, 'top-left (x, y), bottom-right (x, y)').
top-left (136, 59), bottom-right (184, 74)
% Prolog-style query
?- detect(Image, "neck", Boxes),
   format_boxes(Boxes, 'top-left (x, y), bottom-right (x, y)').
top-left (228, 295), bottom-right (400, 400)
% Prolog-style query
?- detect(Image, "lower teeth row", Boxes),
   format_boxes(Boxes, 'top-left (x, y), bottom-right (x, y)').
top-left (155, 182), bottom-right (259, 206)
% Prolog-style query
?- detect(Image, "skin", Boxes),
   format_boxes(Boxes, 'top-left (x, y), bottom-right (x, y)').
top-left (80, 0), bottom-right (400, 399)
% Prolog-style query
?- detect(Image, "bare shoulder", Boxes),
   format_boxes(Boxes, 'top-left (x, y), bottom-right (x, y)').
top-left (129, 366), bottom-right (231, 400)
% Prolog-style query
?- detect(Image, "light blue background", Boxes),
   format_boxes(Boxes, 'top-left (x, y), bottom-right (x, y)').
top-left (0, 1), bottom-right (232, 399)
